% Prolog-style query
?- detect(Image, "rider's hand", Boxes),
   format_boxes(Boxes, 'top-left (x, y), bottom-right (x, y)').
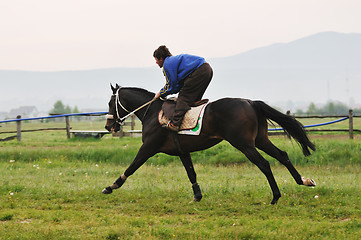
top-left (154, 92), bottom-right (161, 100)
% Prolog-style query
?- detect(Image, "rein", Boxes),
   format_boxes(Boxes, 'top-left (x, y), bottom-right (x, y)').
top-left (106, 88), bottom-right (155, 123)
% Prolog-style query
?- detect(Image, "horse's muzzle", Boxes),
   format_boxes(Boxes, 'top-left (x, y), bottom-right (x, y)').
top-left (105, 114), bottom-right (123, 132)
top-left (105, 115), bottom-right (114, 132)
top-left (104, 125), bottom-right (112, 132)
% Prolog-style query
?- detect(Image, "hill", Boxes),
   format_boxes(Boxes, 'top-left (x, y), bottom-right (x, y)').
top-left (207, 31), bottom-right (361, 110)
top-left (1, 31), bottom-right (360, 114)
top-left (0, 67), bottom-right (163, 113)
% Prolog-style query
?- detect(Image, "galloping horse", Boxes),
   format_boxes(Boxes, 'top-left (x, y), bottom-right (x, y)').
top-left (103, 84), bottom-right (316, 204)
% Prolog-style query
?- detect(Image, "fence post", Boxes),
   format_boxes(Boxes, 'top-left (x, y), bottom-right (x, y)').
top-left (118, 126), bottom-right (123, 138)
top-left (16, 115), bottom-right (21, 141)
top-left (65, 116), bottom-right (71, 139)
top-left (130, 114), bottom-right (135, 130)
top-left (349, 109), bottom-right (353, 140)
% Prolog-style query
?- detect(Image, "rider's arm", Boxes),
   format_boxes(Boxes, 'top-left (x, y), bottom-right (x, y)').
top-left (159, 67), bottom-right (179, 97)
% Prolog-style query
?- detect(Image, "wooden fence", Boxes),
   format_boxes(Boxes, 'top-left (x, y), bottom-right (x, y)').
top-left (0, 114), bottom-right (138, 141)
top-left (0, 110), bottom-right (360, 141)
top-left (271, 109), bottom-right (361, 139)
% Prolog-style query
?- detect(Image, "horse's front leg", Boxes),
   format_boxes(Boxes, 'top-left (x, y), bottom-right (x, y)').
top-left (179, 153), bottom-right (203, 201)
top-left (102, 143), bottom-right (157, 194)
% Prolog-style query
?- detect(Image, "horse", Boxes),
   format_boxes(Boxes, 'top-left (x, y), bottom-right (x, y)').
top-left (102, 84), bottom-right (316, 205)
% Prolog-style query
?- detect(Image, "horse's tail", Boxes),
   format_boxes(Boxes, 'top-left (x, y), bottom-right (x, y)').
top-left (251, 100), bottom-right (315, 156)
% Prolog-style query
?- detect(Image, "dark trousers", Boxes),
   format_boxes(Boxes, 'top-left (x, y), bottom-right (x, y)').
top-left (172, 62), bottom-right (213, 126)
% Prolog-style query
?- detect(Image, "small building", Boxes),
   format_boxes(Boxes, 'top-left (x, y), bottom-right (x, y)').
top-left (8, 106), bottom-right (38, 118)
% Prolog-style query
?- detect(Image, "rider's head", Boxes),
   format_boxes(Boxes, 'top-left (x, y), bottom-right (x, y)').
top-left (153, 45), bottom-right (172, 68)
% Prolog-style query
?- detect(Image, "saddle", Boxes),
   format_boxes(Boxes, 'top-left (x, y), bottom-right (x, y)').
top-left (158, 99), bottom-right (209, 131)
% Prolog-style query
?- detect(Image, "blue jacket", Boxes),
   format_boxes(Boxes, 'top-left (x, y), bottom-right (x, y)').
top-left (160, 54), bottom-right (205, 97)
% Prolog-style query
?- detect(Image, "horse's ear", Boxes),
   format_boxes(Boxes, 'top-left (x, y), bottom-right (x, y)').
top-left (115, 83), bottom-right (120, 89)
top-left (110, 83), bottom-right (116, 93)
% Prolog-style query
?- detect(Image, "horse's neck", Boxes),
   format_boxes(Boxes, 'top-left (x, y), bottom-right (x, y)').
top-left (122, 90), bottom-right (155, 121)
top-left (124, 90), bottom-right (153, 108)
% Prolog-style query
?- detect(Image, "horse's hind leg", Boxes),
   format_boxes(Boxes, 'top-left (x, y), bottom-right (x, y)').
top-left (234, 143), bottom-right (281, 204)
top-left (179, 153), bottom-right (202, 201)
top-left (256, 137), bottom-right (315, 186)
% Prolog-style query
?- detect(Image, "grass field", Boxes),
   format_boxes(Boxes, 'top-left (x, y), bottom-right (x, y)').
top-left (1, 161), bottom-right (360, 239)
top-left (0, 119), bottom-right (361, 239)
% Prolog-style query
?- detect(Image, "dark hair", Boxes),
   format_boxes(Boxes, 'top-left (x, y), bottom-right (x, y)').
top-left (153, 45), bottom-right (172, 59)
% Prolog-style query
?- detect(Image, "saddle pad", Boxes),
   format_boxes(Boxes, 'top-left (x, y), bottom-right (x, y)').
top-left (158, 103), bottom-right (208, 135)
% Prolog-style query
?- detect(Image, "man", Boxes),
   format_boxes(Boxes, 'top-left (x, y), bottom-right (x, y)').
top-left (153, 45), bottom-right (213, 131)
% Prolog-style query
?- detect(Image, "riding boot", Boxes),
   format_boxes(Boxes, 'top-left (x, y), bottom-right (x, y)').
top-left (171, 99), bottom-right (189, 128)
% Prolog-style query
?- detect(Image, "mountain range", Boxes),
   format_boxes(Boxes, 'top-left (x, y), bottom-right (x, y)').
top-left (1, 31), bottom-right (360, 115)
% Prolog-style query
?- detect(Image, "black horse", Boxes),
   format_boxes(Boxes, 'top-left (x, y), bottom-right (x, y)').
top-left (103, 84), bottom-right (316, 204)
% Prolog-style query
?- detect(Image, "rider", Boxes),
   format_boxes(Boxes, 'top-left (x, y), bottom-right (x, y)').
top-left (153, 45), bottom-right (213, 131)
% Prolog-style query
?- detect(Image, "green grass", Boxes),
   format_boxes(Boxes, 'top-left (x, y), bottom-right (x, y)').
top-left (0, 119), bottom-right (361, 239)
top-left (1, 132), bottom-right (360, 166)
top-left (0, 161), bottom-right (360, 239)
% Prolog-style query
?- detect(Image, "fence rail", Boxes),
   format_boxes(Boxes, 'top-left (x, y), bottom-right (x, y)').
top-left (0, 127), bottom-right (68, 134)
top-left (0, 110), bottom-right (360, 141)
top-left (0, 111), bottom-right (141, 141)
top-left (269, 109), bottom-right (359, 139)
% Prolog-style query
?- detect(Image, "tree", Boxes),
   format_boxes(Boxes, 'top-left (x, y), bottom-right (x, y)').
top-left (307, 102), bottom-right (317, 115)
top-left (49, 100), bottom-right (72, 114)
top-left (321, 101), bottom-right (348, 115)
top-left (73, 106), bottom-right (80, 113)
top-left (326, 102), bottom-right (335, 114)
top-left (295, 109), bottom-right (305, 115)
top-left (65, 105), bottom-right (72, 114)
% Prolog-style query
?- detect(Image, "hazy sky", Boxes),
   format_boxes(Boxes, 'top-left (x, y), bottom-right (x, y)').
top-left (1, 0), bottom-right (360, 71)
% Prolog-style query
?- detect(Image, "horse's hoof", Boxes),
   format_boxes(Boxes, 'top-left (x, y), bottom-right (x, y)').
top-left (193, 197), bottom-right (202, 202)
top-left (189, 197), bottom-right (202, 204)
top-left (271, 196), bottom-right (280, 205)
top-left (302, 177), bottom-right (316, 186)
top-left (102, 186), bottom-right (113, 194)
top-left (192, 183), bottom-right (202, 202)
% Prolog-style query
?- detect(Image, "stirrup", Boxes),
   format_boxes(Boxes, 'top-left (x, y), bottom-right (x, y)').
top-left (162, 121), bottom-right (180, 132)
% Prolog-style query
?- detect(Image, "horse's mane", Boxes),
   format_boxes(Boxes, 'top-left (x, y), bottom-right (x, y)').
top-left (119, 87), bottom-right (155, 97)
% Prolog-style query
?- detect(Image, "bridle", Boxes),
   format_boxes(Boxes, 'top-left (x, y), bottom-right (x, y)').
top-left (106, 88), bottom-right (130, 124)
top-left (106, 88), bottom-right (155, 125)
top-left (106, 88), bottom-right (131, 125)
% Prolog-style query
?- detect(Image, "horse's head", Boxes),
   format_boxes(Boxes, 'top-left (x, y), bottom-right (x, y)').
top-left (105, 84), bottom-right (128, 132)
top-left (105, 84), bottom-right (157, 132)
